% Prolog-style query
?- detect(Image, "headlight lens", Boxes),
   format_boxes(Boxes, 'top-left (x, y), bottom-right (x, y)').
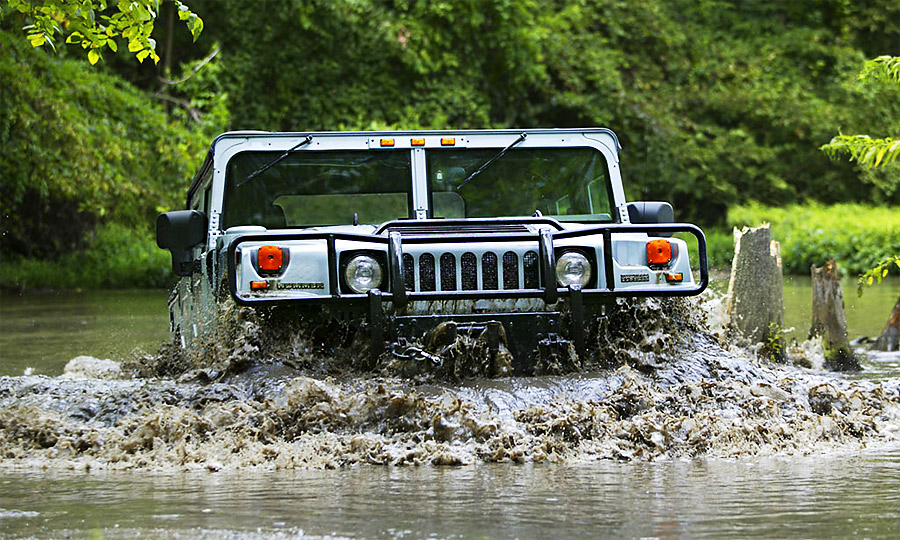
top-left (555, 251), bottom-right (592, 287)
top-left (344, 254), bottom-right (384, 293)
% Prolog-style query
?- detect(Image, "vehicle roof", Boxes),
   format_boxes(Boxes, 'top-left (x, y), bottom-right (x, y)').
top-left (187, 127), bottom-right (621, 205)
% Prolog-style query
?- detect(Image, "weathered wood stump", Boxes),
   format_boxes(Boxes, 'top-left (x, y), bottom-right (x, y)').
top-left (726, 224), bottom-right (784, 359)
top-left (810, 259), bottom-right (861, 371)
top-left (873, 295), bottom-right (900, 352)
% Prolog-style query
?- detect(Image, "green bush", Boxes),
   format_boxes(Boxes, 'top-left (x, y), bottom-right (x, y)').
top-left (725, 203), bottom-right (900, 275)
top-left (0, 223), bottom-right (173, 290)
top-left (0, 28), bottom-right (211, 260)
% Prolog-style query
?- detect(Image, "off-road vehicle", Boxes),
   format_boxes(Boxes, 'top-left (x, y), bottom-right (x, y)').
top-left (157, 128), bottom-right (708, 374)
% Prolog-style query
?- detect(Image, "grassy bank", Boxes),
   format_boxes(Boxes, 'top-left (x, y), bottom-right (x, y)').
top-left (0, 224), bottom-right (171, 291)
top-left (716, 203), bottom-right (900, 276)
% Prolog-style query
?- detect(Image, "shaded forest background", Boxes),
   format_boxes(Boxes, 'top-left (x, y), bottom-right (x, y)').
top-left (1, 0), bottom-right (899, 287)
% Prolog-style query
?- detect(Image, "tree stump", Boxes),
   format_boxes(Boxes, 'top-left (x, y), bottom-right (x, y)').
top-left (726, 224), bottom-right (785, 359)
top-left (810, 259), bottom-right (860, 371)
top-left (873, 295), bottom-right (900, 352)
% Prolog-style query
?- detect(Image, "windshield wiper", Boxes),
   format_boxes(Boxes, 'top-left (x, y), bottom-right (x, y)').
top-left (236, 135), bottom-right (313, 187)
top-left (455, 132), bottom-right (527, 191)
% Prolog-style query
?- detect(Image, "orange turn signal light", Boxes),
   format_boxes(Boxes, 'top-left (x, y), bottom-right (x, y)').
top-left (411, 138), bottom-right (425, 146)
top-left (258, 245), bottom-right (284, 273)
top-left (647, 240), bottom-right (672, 265)
top-left (440, 137), bottom-right (456, 146)
top-left (250, 280), bottom-right (269, 290)
top-left (665, 272), bottom-right (683, 283)
top-left (380, 138), bottom-right (395, 147)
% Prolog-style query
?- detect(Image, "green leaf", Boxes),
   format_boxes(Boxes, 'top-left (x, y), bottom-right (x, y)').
top-left (874, 145), bottom-right (888, 167)
top-left (88, 49), bottom-right (100, 65)
top-left (136, 49), bottom-right (150, 63)
top-left (107, 39), bottom-right (118, 52)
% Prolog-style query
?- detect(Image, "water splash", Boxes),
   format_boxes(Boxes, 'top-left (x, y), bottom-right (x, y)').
top-left (1, 298), bottom-right (898, 471)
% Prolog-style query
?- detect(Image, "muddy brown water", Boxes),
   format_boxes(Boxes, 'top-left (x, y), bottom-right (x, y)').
top-left (1, 279), bottom-right (900, 539)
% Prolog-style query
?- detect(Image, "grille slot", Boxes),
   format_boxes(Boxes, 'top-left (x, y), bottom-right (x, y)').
top-left (523, 250), bottom-right (539, 289)
top-left (403, 253), bottom-right (415, 291)
top-left (440, 253), bottom-right (456, 291)
top-left (502, 251), bottom-right (519, 290)
top-left (482, 252), bottom-right (499, 290)
top-left (461, 252), bottom-right (477, 290)
top-left (419, 253), bottom-right (436, 291)
top-left (403, 249), bottom-right (540, 293)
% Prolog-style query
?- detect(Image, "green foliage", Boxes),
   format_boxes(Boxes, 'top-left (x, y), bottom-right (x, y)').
top-left (858, 256), bottom-right (900, 296)
top-left (762, 321), bottom-right (786, 363)
top-left (821, 135), bottom-right (900, 168)
top-left (726, 203), bottom-right (900, 275)
top-left (0, 223), bottom-right (172, 289)
top-left (821, 55), bottom-right (900, 174)
top-left (858, 55), bottom-right (900, 84)
top-left (2, 0), bottom-right (201, 64)
top-left (0, 29), bottom-right (211, 260)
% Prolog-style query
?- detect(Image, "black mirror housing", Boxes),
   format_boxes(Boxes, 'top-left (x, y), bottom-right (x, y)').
top-left (626, 201), bottom-right (674, 224)
top-left (157, 210), bottom-right (207, 276)
top-left (627, 201), bottom-right (674, 237)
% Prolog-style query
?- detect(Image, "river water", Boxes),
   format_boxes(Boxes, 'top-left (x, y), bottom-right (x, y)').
top-left (1, 279), bottom-right (899, 539)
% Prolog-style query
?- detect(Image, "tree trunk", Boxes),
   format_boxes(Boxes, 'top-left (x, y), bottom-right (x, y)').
top-left (874, 295), bottom-right (900, 352)
top-left (810, 259), bottom-right (860, 371)
top-left (726, 225), bottom-right (785, 359)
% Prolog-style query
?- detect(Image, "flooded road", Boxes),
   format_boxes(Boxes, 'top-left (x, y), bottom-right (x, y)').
top-left (1, 281), bottom-right (899, 539)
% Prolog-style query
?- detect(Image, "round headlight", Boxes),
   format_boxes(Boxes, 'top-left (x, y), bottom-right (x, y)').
top-left (344, 254), bottom-right (384, 293)
top-left (555, 251), bottom-right (592, 287)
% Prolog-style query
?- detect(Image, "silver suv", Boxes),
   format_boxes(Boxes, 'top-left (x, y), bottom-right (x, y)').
top-left (157, 128), bottom-right (708, 373)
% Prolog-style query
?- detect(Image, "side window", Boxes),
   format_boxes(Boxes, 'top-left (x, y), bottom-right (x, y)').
top-left (203, 185), bottom-right (212, 217)
top-left (190, 184), bottom-right (209, 214)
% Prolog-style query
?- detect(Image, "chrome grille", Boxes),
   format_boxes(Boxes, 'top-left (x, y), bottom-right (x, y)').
top-left (401, 249), bottom-right (543, 292)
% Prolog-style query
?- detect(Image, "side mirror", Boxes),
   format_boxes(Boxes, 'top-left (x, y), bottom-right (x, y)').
top-left (627, 201), bottom-right (674, 237)
top-left (627, 201), bottom-right (674, 224)
top-left (157, 210), bottom-right (207, 276)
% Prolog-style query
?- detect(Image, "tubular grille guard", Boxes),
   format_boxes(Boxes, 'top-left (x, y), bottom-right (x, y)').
top-left (226, 223), bottom-right (708, 305)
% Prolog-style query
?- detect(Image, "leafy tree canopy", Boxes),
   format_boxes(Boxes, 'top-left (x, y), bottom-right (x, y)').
top-left (2, 0), bottom-right (201, 64)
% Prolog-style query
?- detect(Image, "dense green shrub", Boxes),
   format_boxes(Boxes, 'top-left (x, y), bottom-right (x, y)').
top-left (726, 203), bottom-right (900, 275)
top-left (0, 223), bottom-right (172, 289)
top-left (0, 29), bottom-right (209, 260)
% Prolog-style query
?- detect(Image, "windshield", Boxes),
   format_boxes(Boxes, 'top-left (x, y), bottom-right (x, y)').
top-left (427, 147), bottom-right (613, 221)
top-left (223, 150), bottom-right (413, 229)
